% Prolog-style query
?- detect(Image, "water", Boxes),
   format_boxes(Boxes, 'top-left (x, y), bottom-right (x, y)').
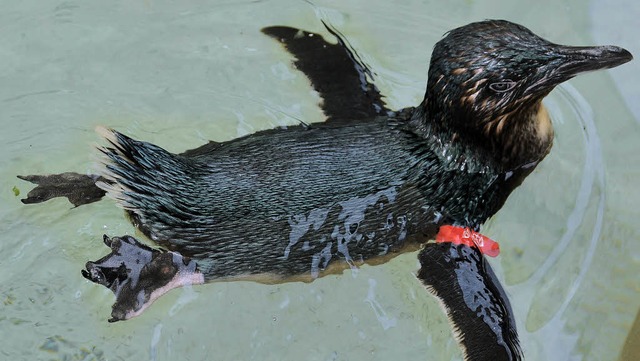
top-left (1, 0), bottom-right (639, 360)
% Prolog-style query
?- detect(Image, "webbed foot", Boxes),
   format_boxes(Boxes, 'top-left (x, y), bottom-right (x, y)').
top-left (17, 172), bottom-right (107, 207)
top-left (82, 235), bottom-right (204, 322)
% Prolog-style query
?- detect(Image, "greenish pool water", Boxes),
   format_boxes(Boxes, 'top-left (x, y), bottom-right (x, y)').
top-left (1, 0), bottom-right (638, 360)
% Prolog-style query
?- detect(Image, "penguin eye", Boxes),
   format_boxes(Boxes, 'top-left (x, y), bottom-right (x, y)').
top-left (489, 80), bottom-right (517, 93)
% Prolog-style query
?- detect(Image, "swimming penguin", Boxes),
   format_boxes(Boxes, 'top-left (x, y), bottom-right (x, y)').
top-left (23, 20), bottom-right (631, 361)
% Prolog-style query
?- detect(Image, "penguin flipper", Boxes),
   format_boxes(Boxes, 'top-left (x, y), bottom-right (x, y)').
top-left (418, 242), bottom-right (523, 361)
top-left (261, 22), bottom-right (390, 124)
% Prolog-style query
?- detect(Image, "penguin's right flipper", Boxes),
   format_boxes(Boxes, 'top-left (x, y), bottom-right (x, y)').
top-left (418, 242), bottom-right (523, 361)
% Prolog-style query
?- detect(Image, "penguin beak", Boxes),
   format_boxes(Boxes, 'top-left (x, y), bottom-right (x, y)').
top-left (525, 44), bottom-right (632, 95)
top-left (555, 45), bottom-right (633, 75)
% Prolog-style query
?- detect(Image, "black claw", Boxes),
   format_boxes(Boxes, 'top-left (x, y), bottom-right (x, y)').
top-left (103, 235), bottom-right (112, 247)
top-left (110, 237), bottom-right (122, 251)
top-left (84, 261), bottom-right (94, 271)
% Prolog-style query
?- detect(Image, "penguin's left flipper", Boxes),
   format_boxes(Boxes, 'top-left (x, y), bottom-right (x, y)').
top-left (261, 22), bottom-right (390, 124)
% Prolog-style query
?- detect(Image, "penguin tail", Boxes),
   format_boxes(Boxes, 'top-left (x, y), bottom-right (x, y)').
top-left (95, 126), bottom-right (201, 237)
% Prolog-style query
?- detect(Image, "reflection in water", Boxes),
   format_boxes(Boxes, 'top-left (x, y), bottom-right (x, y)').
top-left (150, 323), bottom-right (163, 361)
top-left (365, 278), bottom-right (398, 330)
top-left (546, 85), bottom-right (604, 314)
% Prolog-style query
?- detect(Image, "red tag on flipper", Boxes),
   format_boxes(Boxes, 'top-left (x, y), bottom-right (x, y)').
top-left (435, 225), bottom-right (500, 257)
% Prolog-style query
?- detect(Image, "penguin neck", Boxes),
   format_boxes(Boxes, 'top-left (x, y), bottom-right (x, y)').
top-left (410, 99), bottom-right (554, 173)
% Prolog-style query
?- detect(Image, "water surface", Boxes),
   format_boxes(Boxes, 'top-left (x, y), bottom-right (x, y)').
top-left (1, 0), bottom-right (638, 360)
